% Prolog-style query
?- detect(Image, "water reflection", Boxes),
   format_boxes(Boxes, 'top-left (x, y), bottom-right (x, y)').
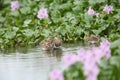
top-left (0, 43), bottom-right (82, 80)
top-left (43, 48), bottom-right (63, 61)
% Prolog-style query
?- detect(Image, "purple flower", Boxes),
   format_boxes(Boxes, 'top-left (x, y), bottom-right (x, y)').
top-left (37, 7), bottom-right (48, 19)
top-left (63, 54), bottom-right (77, 67)
top-left (86, 75), bottom-right (97, 80)
top-left (77, 47), bottom-right (101, 80)
top-left (104, 48), bottom-right (111, 59)
top-left (62, 39), bottom-right (111, 80)
top-left (101, 46), bottom-right (111, 59)
top-left (87, 7), bottom-right (99, 17)
top-left (83, 50), bottom-right (94, 64)
top-left (95, 12), bottom-right (99, 17)
top-left (84, 63), bottom-right (99, 77)
top-left (49, 69), bottom-right (64, 80)
top-left (100, 39), bottom-right (111, 59)
top-left (103, 5), bottom-right (113, 14)
top-left (100, 39), bottom-right (110, 48)
top-left (11, 1), bottom-right (20, 11)
top-left (77, 48), bottom-right (86, 62)
top-left (91, 47), bottom-right (103, 63)
top-left (87, 7), bottom-right (96, 15)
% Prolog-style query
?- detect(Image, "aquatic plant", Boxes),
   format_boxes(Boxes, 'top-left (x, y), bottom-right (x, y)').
top-left (87, 7), bottom-right (99, 17)
top-left (37, 7), bottom-right (49, 19)
top-left (103, 5), bottom-right (113, 14)
top-left (11, 1), bottom-right (20, 11)
top-left (49, 39), bottom-right (120, 80)
top-left (49, 69), bottom-right (64, 80)
top-left (0, 0), bottom-right (120, 50)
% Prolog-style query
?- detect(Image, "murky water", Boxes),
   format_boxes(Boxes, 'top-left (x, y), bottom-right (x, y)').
top-left (0, 42), bottom-right (83, 80)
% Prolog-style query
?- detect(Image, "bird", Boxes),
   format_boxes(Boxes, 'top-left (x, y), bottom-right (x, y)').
top-left (40, 36), bottom-right (62, 50)
top-left (40, 38), bottom-right (54, 51)
top-left (53, 36), bottom-right (62, 49)
top-left (86, 34), bottom-right (99, 46)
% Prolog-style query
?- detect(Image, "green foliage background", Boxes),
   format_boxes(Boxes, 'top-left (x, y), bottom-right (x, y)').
top-left (0, 0), bottom-right (120, 80)
top-left (0, 0), bottom-right (120, 49)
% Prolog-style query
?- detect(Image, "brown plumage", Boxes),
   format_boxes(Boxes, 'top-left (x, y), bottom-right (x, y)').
top-left (40, 36), bottom-right (62, 50)
top-left (86, 35), bottom-right (99, 46)
top-left (40, 38), bottom-right (54, 50)
top-left (53, 36), bottom-right (62, 48)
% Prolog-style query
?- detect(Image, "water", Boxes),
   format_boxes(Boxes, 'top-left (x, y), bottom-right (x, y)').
top-left (0, 42), bottom-right (83, 80)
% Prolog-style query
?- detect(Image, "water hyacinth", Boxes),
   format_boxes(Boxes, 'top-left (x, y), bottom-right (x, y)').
top-left (63, 53), bottom-right (77, 67)
top-left (86, 75), bottom-right (97, 80)
top-left (49, 69), bottom-right (64, 80)
top-left (80, 49), bottom-right (100, 80)
top-left (91, 47), bottom-right (103, 63)
top-left (95, 13), bottom-right (99, 17)
top-left (63, 50), bottom-right (100, 80)
top-left (103, 5), bottom-right (113, 14)
top-left (100, 39), bottom-right (111, 59)
top-left (87, 7), bottom-right (99, 17)
top-left (37, 7), bottom-right (49, 19)
top-left (77, 48), bottom-right (86, 62)
top-left (62, 39), bottom-right (111, 80)
top-left (84, 64), bottom-right (99, 80)
top-left (11, 1), bottom-right (20, 11)
top-left (87, 7), bottom-right (96, 15)
top-left (49, 40), bottom-right (111, 80)
top-left (100, 39), bottom-right (110, 48)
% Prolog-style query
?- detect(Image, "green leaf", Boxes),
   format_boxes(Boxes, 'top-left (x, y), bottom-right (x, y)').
top-left (64, 62), bottom-right (85, 80)
top-left (41, 29), bottom-right (51, 37)
top-left (116, 9), bottom-right (120, 15)
top-left (0, 16), bottom-right (5, 22)
top-left (110, 56), bottom-right (120, 67)
top-left (92, 26), bottom-right (106, 35)
top-left (10, 11), bottom-right (19, 16)
top-left (20, 7), bottom-right (31, 14)
top-left (59, 2), bottom-right (72, 10)
top-left (13, 27), bottom-right (19, 32)
top-left (84, 13), bottom-right (94, 23)
top-left (3, 0), bottom-right (11, 4)
top-left (51, 10), bottom-right (61, 18)
top-left (116, 47), bottom-right (120, 55)
top-left (4, 31), bottom-right (16, 39)
top-left (0, 38), bottom-right (3, 43)
top-left (73, 0), bottom-right (84, 6)
top-left (70, 18), bottom-right (78, 26)
top-left (76, 28), bottom-right (83, 35)
top-left (22, 29), bottom-right (34, 37)
top-left (89, 0), bottom-right (106, 4)
top-left (111, 39), bottom-right (120, 49)
top-left (0, 29), bottom-right (5, 35)
top-left (99, 59), bottom-right (110, 69)
top-left (23, 19), bottom-right (32, 26)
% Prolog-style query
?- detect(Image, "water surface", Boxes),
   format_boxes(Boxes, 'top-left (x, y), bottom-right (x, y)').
top-left (0, 42), bottom-right (83, 80)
